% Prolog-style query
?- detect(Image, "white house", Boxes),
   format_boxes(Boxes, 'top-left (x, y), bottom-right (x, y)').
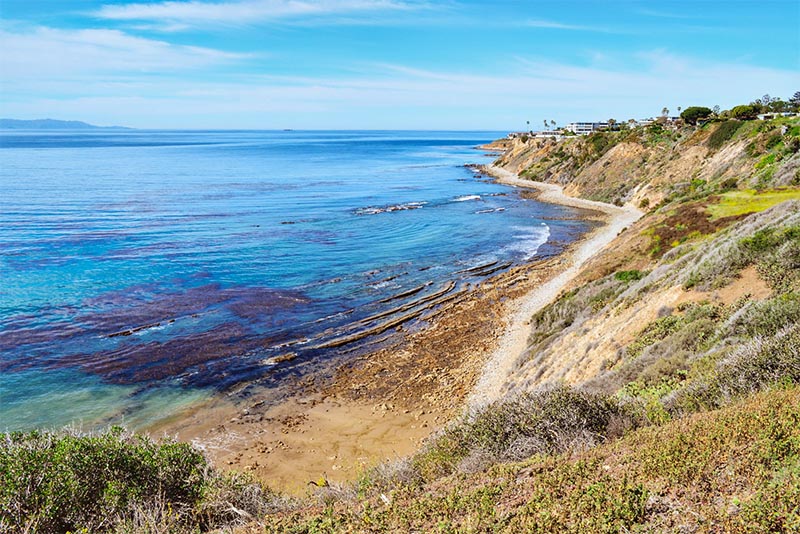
top-left (564, 122), bottom-right (609, 135)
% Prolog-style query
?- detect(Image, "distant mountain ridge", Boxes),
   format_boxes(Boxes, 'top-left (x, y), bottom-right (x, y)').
top-left (0, 118), bottom-right (130, 130)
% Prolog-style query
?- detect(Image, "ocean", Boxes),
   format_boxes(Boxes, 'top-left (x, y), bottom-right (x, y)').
top-left (0, 130), bottom-right (594, 431)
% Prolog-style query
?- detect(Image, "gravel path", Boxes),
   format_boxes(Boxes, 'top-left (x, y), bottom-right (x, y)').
top-left (468, 165), bottom-right (643, 408)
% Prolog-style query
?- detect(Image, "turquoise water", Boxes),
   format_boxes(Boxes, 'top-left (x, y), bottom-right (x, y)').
top-left (0, 130), bottom-right (593, 431)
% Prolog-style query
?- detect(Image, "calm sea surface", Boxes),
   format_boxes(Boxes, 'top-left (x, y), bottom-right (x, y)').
top-left (0, 130), bottom-right (593, 431)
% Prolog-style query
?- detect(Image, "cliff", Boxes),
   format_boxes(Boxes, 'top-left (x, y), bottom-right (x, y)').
top-left (262, 116), bottom-right (800, 532)
top-left (490, 118), bottom-right (800, 207)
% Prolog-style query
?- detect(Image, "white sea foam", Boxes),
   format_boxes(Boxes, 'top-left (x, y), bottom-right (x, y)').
top-left (453, 195), bottom-right (481, 202)
top-left (500, 224), bottom-right (550, 259)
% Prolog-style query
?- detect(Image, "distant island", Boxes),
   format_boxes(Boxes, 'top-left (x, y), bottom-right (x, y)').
top-left (0, 118), bottom-right (131, 130)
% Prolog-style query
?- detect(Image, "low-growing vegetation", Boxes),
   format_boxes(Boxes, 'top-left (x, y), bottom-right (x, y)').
top-left (412, 385), bottom-right (634, 480)
top-left (708, 189), bottom-right (800, 219)
top-left (685, 217), bottom-right (800, 291)
top-left (5, 108), bottom-right (800, 533)
top-left (0, 427), bottom-right (285, 533)
top-left (263, 198), bottom-right (800, 532)
top-left (263, 388), bottom-right (800, 533)
top-left (706, 119), bottom-right (742, 149)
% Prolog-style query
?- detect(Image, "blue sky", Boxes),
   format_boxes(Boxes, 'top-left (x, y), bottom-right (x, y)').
top-left (1, 0), bottom-right (798, 129)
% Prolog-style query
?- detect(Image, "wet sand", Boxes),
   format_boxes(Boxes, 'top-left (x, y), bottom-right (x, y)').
top-left (150, 165), bottom-right (633, 495)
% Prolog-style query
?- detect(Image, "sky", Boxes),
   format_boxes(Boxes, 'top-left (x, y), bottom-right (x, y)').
top-left (0, 0), bottom-right (798, 130)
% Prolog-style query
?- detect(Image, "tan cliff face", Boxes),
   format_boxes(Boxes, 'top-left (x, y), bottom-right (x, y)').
top-left (492, 120), bottom-right (800, 208)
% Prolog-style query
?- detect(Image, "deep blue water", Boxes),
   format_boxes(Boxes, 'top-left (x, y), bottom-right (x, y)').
top-left (0, 130), bottom-right (593, 430)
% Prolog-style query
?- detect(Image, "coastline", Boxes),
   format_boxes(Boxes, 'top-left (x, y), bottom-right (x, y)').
top-left (153, 160), bottom-right (641, 495)
top-left (468, 165), bottom-right (643, 407)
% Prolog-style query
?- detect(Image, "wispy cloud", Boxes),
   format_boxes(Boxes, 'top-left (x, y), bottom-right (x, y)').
top-left (522, 18), bottom-right (624, 34)
top-left (0, 26), bottom-right (247, 78)
top-left (4, 50), bottom-right (796, 129)
top-left (637, 8), bottom-right (694, 20)
top-left (525, 19), bottom-right (595, 31)
top-left (94, 0), bottom-right (426, 29)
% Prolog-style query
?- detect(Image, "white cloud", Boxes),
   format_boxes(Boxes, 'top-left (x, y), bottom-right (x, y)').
top-left (94, 0), bottom-right (423, 28)
top-left (0, 26), bottom-right (246, 78)
top-left (3, 49), bottom-right (797, 129)
top-left (523, 19), bottom-right (615, 32)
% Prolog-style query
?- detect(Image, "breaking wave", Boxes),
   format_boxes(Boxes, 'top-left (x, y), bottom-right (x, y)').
top-left (500, 224), bottom-right (551, 259)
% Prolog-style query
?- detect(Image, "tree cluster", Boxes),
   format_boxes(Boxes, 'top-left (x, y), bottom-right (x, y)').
top-left (680, 106), bottom-right (713, 125)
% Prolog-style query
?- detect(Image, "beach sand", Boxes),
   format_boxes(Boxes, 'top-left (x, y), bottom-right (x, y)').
top-left (151, 164), bottom-right (641, 495)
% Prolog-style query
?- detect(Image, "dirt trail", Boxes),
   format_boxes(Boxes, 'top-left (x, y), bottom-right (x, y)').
top-left (468, 165), bottom-right (643, 408)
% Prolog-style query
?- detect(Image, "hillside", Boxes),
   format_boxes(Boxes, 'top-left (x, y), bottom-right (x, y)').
top-left (261, 116), bottom-right (800, 532)
top-left (0, 118), bottom-right (130, 129)
top-left (3, 116), bottom-right (799, 533)
top-left (489, 117), bottom-right (800, 206)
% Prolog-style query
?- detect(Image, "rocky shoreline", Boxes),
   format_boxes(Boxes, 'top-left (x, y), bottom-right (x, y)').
top-left (150, 161), bottom-right (625, 494)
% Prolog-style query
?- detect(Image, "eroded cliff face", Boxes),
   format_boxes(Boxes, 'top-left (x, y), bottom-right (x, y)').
top-left (491, 118), bottom-right (800, 398)
top-left (492, 120), bottom-right (800, 208)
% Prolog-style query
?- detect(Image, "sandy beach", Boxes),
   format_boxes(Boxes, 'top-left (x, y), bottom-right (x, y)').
top-left (153, 163), bottom-right (641, 495)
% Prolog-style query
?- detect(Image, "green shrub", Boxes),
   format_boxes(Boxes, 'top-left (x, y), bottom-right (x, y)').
top-left (746, 141), bottom-right (763, 157)
top-left (715, 324), bottom-right (800, 395)
top-left (686, 223), bottom-right (800, 291)
top-left (720, 177), bottom-right (739, 191)
top-left (756, 239), bottom-right (800, 290)
top-left (741, 225), bottom-right (800, 255)
top-left (668, 324), bottom-right (800, 413)
top-left (725, 292), bottom-right (800, 338)
top-left (614, 270), bottom-right (646, 282)
top-left (0, 427), bottom-right (277, 533)
top-left (527, 275), bottom-right (627, 348)
top-left (755, 153), bottom-right (777, 170)
top-left (589, 132), bottom-right (610, 155)
top-left (645, 123), bottom-right (672, 146)
top-left (707, 120), bottom-right (743, 149)
top-left (786, 136), bottom-right (800, 154)
top-left (765, 132), bottom-right (783, 150)
top-left (414, 386), bottom-right (631, 479)
top-left (626, 315), bottom-right (682, 359)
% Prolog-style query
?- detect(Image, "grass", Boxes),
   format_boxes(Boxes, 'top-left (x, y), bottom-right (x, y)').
top-left (263, 387), bottom-right (800, 533)
top-left (707, 188), bottom-right (800, 220)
